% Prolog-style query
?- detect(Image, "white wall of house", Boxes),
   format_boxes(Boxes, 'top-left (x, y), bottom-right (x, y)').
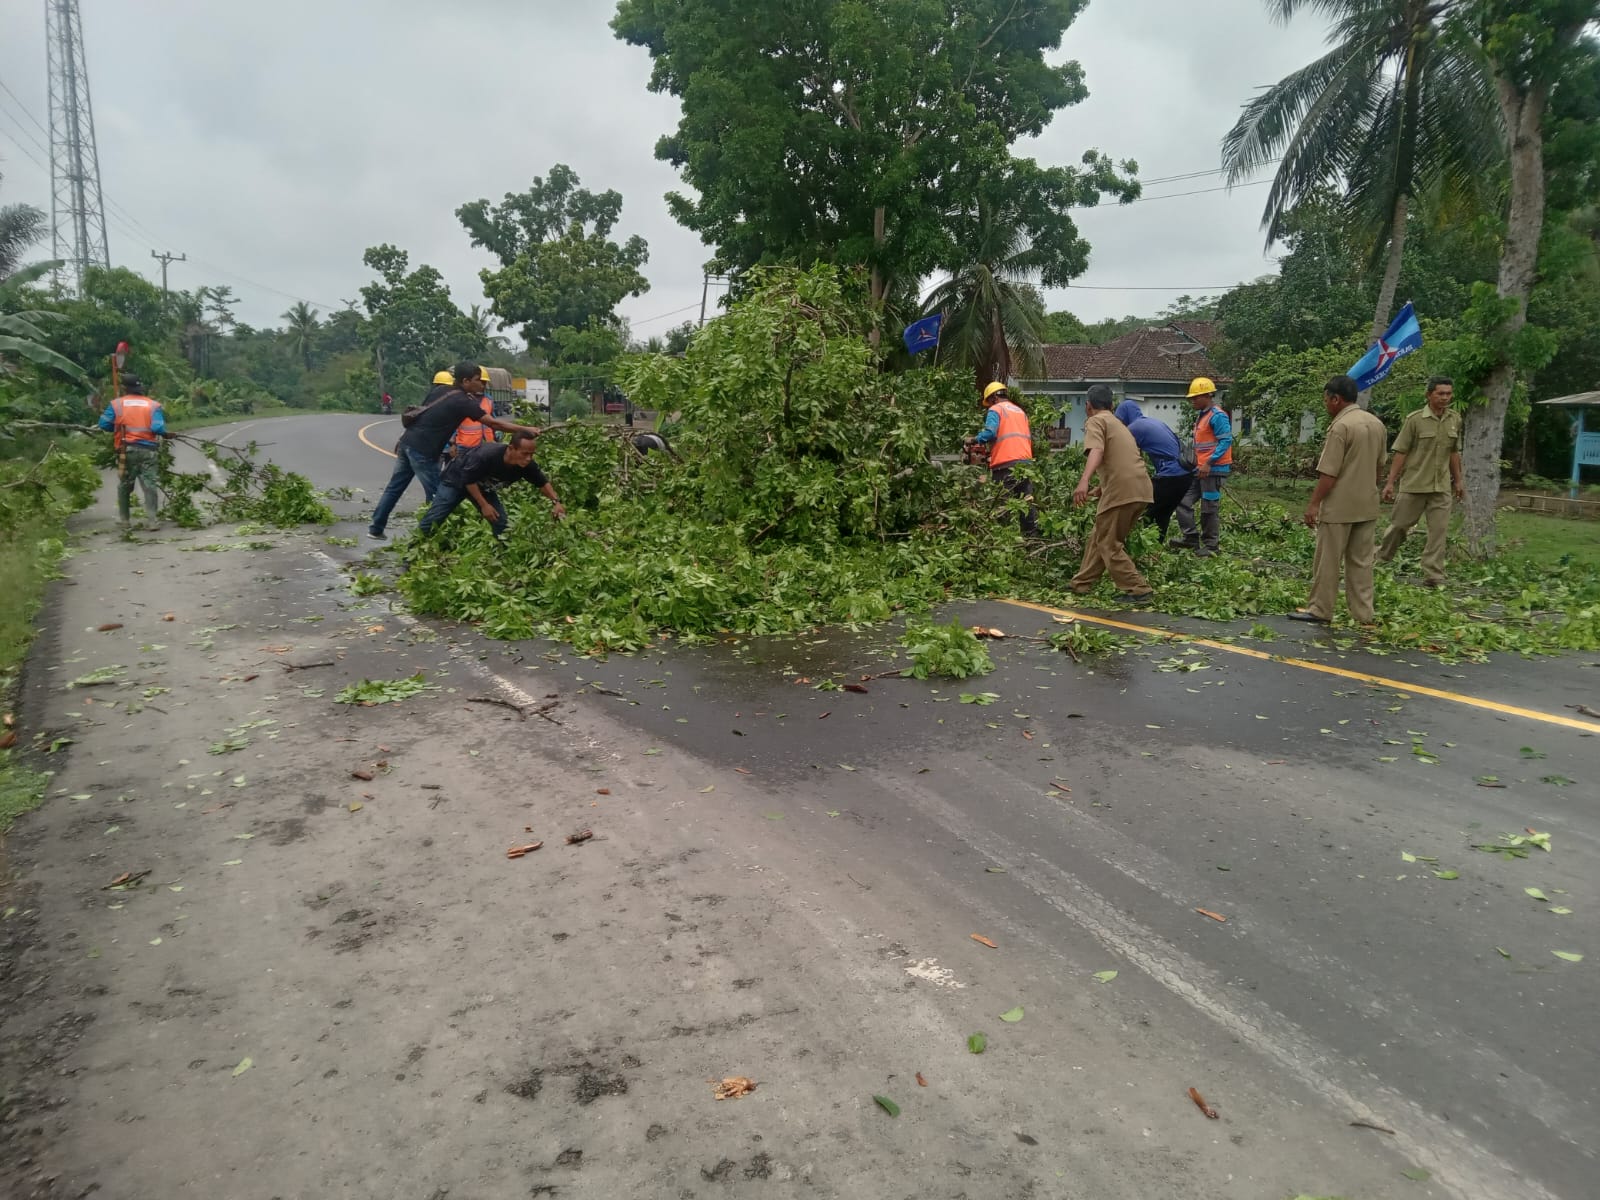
top-left (1019, 381), bottom-right (1194, 443)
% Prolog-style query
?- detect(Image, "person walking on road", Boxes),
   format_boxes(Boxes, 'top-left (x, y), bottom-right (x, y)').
top-left (367, 361), bottom-right (536, 541)
top-left (1377, 376), bottom-right (1464, 588)
top-left (1114, 399), bottom-right (1192, 539)
top-left (969, 382), bottom-right (1038, 535)
top-left (97, 374), bottom-right (166, 531)
top-left (417, 431), bottom-right (565, 538)
top-left (1170, 377), bottom-right (1232, 557)
top-left (1291, 374), bottom-right (1388, 626)
top-left (1069, 385), bottom-right (1155, 604)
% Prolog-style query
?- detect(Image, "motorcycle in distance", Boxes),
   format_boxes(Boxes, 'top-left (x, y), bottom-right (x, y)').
top-left (379, 392), bottom-right (393, 415)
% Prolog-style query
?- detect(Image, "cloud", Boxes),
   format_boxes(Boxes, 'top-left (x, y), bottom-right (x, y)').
top-left (0, 0), bottom-right (1333, 349)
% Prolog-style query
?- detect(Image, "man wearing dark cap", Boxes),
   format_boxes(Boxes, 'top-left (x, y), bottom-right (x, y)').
top-left (367, 360), bottom-right (538, 540)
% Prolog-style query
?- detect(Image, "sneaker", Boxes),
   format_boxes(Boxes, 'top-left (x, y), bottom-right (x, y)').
top-left (1194, 546), bottom-right (1216, 558)
top-left (366, 528), bottom-right (387, 541)
top-left (1116, 592), bottom-right (1154, 606)
top-left (1167, 538), bottom-right (1198, 551)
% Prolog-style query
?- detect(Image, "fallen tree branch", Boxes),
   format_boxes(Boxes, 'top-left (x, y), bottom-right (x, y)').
top-left (278, 659), bottom-right (335, 672)
top-left (468, 695), bottom-right (529, 721)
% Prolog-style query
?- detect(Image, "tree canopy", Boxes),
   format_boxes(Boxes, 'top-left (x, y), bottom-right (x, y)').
top-left (459, 163), bottom-right (649, 358)
top-left (613, 0), bottom-right (1138, 305)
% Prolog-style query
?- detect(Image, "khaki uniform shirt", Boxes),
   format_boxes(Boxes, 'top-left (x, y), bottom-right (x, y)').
top-left (1316, 405), bottom-right (1387, 523)
top-left (1392, 406), bottom-right (1463, 494)
top-left (1084, 410), bottom-right (1154, 509)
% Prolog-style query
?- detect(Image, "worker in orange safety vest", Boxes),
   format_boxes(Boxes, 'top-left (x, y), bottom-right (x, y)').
top-left (96, 374), bottom-right (167, 530)
top-left (967, 381), bottom-right (1037, 535)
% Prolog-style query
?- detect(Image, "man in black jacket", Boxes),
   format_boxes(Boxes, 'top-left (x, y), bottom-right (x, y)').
top-left (367, 361), bottom-right (537, 540)
top-left (417, 431), bottom-right (564, 538)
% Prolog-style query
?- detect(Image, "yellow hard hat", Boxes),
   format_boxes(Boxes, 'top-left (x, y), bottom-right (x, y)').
top-left (1187, 377), bottom-right (1217, 398)
top-left (432, 370), bottom-right (453, 385)
top-left (479, 367), bottom-right (492, 382)
top-left (982, 381), bottom-right (1009, 402)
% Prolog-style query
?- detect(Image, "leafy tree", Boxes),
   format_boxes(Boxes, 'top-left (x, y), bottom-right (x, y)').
top-left (1040, 310), bottom-right (1090, 344)
top-left (202, 285), bottom-right (240, 332)
top-left (1222, 0), bottom-right (1503, 370)
top-left (358, 244), bottom-right (474, 383)
top-left (613, 0), bottom-right (1138, 308)
top-left (0, 173), bottom-right (48, 282)
top-left (458, 164), bottom-right (649, 357)
top-left (1451, 5), bottom-right (1596, 554)
top-left (659, 320), bottom-right (697, 355)
top-left (281, 301), bottom-right (320, 372)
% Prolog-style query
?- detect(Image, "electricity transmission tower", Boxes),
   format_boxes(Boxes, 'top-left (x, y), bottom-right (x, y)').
top-left (46, 0), bottom-right (110, 289)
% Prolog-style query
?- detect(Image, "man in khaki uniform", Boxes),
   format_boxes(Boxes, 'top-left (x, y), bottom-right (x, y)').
top-left (1069, 385), bottom-right (1155, 603)
top-left (1291, 375), bottom-right (1388, 625)
top-left (1378, 376), bottom-right (1465, 587)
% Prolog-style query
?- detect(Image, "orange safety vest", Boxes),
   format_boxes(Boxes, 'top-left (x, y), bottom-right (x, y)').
top-left (112, 395), bottom-right (161, 450)
top-left (988, 400), bottom-right (1033, 469)
top-left (1193, 405), bottom-right (1232, 468)
top-left (452, 396), bottom-right (495, 450)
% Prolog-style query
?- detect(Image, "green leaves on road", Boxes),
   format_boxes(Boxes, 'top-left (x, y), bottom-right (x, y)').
top-left (999, 1006), bottom-right (1024, 1023)
top-left (1093, 970), bottom-right (1119, 984)
top-left (967, 1033), bottom-right (987, 1055)
top-left (335, 673), bottom-right (435, 706)
top-left (1552, 951), bottom-right (1584, 963)
top-left (873, 1095), bottom-right (900, 1117)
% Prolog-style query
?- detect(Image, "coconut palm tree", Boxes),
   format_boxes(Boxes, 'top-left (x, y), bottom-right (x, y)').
top-left (281, 301), bottom-right (320, 372)
top-left (921, 198), bottom-right (1047, 392)
top-left (1222, 0), bottom-right (1504, 358)
top-left (0, 173), bottom-right (48, 283)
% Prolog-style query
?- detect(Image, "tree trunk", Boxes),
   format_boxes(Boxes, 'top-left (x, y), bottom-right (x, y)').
top-left (1462, 80), bottom-right (1549, 557)
top-left (868, 205), bottom-right (887, 350)
top-left (1359, 192), bottom-right (1410, 410)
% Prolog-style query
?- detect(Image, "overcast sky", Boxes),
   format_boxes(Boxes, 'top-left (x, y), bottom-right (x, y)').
top-left (0, 0), bottom-right (1331, 345)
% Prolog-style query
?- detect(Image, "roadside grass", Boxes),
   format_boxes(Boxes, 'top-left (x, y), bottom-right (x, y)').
top-left (0, 518), bottom-right (66, 832)
top-left (1230, 477), bottom-right (1595, 570)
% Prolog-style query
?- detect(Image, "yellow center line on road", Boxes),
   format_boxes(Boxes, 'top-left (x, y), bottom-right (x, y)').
top-left (1000, 598), bottom-right (1598, 734)
top-left (357, 418), bottom-right (398, 458)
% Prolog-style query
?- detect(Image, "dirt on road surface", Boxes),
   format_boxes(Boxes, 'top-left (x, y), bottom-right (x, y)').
top-left (1, 513), bottom-right (1447, 1199)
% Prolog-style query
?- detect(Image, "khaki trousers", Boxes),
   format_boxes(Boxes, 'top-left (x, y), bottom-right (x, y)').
top-left (1308, 519), bottom-right (1376, 624)
top-left (1070, 501), bottom-right (1150, 595)
top-left (1378, 491), bottom-right (1450, 584)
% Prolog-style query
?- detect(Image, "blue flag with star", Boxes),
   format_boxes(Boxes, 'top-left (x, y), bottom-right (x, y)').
top-left (902, 313), bottom-right (943, 355)
top-left (1350, 302), bottom-right (1422, 390)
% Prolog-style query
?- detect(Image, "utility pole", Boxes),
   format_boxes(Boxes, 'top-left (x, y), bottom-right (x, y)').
top-left (699, 271), bottom-right (730, 327)
top-left (151, 249), bottom-right (186, 300)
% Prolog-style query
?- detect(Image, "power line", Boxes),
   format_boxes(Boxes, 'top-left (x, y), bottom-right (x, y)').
top-left (0, 97), bottom-right (51, 161)
top-left (1065, 282), bottom-right (1235, 292)
top-left (1082, 178), bottom-right (1271, 210)
top-left (629, 301), bottom-right (703, 328)
top-left (0, 124), bottom-right (48, 173)
top-left (0, 78), bottom-right (49, 135)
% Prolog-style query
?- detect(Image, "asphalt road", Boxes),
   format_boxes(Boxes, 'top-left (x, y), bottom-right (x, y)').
top-left (206, 412), bottom-right (1599, 1198)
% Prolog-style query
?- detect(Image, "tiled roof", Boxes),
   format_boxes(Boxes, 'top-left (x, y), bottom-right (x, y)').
top-left (1030, 321), bottom-right (1230, 386)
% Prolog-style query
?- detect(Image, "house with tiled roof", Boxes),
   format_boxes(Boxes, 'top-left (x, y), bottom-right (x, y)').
top-left (1018, 320), bottom-right (1232, 444)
